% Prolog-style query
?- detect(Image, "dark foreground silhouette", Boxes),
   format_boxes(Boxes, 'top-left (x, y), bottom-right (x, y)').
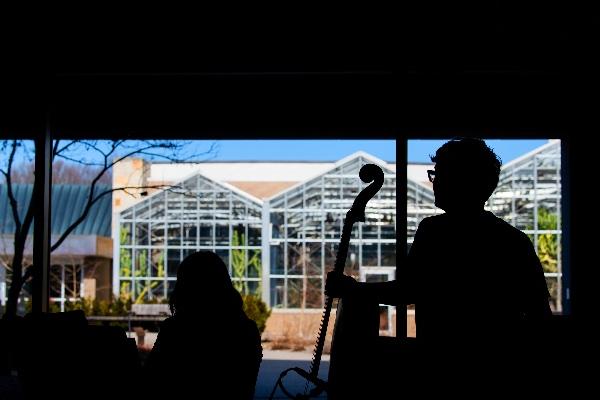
top-left (143, 251), bottom-right (262, 399)
top-left (326, 138), bottom-right (555, 398)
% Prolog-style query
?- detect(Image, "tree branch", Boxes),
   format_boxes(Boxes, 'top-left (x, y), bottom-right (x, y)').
top-left (2, 141), bottom-right (23, 235)
top-left (55, 153), bottom-right (104, 167)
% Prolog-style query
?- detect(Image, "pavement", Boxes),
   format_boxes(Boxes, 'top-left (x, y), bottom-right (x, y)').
top-left (254, 350), bottom-right (329, 399)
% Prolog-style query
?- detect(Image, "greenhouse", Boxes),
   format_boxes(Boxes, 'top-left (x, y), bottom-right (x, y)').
top-left (114, 142), bottom-right (563, 313)
top-left (114, 173), bottom-right (263, 304)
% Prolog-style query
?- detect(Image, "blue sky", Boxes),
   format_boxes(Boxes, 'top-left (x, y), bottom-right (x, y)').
top-left (192, 139), bottom-right (551, 164)
top-left (407, 139), bottom-right (550, 164)
top-left (2, 139), bottom-right (553, 169)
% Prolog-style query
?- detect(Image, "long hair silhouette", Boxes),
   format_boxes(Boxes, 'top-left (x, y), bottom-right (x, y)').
top-left (168, 251), bottom-right (242, 319)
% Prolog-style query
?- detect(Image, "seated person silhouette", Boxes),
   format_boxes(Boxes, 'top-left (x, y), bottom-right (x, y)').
top-left (326, 138), bottom-right (552, 396)
top-left (144, 251), bottom-right (262, 399)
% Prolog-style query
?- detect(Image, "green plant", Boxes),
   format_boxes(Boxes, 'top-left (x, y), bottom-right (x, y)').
top-left (231, 229), bottom-right (261, 295)
top-left (242, 294), bottom-right (271, 335)
top-left (526, 207), bottom-right (559, 308)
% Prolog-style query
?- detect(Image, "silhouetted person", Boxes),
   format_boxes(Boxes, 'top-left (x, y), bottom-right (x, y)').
top-left (144, 251), bottom-right (262, 399)
top-left (326, 138), bottom-right (552, 396)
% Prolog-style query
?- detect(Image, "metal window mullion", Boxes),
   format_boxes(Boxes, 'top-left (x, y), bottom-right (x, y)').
top-left (533, 157), bottom-right (538, 252)
top-left (60, 265), bottom-right (66, 312)
top-left (33, 129), bottom-right (52, 313)
top-left (321, 176), bottom-right (325, 307)
top-left (262, 202), bottom-right (270, 305)
top-left (284, 194), bottom-right (288, 308)
top-left (556, 151), bottom-right (562, 312)
top-left (397, 139), bottom-right (407, 340)
top-left (131, 214), bottom-right (137, 299)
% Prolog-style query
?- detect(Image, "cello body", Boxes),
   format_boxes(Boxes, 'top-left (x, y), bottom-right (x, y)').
top-left (328, 299), bottom-right (418, 399)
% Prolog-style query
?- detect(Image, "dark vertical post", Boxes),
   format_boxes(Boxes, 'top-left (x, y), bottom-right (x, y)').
top-left (396, 137), bottom-right (408, 340)
top-left (32, 125), bottom-right (52, 313)
top-left (560, 136), bottom-right (571, 315)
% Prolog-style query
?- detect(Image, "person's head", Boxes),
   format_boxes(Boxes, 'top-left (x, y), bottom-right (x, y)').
top-left (169, 251), bottom-right (242, 317)
top-left (429, 138), bottom-right (501, 212)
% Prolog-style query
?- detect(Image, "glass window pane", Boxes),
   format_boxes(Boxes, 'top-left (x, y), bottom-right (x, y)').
top-left (183, 248), bottom-right (196, 261)
top-left (287, 243), bottom-right (303, 275)
top-left (135, 222), bottom-right (149, 245)
top-left (135, 249), bottom-right (149, 277)
top-left (232, 200), bottom-right (247, 220)
top-left (304, 212), bottom-right (322, 239)
top-left (149, 192), bottom-right (166, 219)
top-left (167, 280), bottom-right (176, 297)
top-left (216, 249), bottom-right (230, 273)
top-left (183, 222), bottom-right (197, 246)
top-left (135, 281), bottom-right (150, 302)
top-left (232, 224), bottom-right (246, 246)
top-left (306, 243), bottom-right (322, 276)
top-left (324, 212), bottom-right (343, 239)
top-left (214, 192), bottom-right (230, 220)
top-left (247, 207), bottom-right (261, 223)
top-left (199, 223), bottom-right (214, 246)
top-left (362, 243), bottom-right (378, 267)
top-left (135, 202), bottom-right (151, 220)
top-left (199, 178), bottom-right (214, 191)
top-left (246, 281), bottom-right (260, 297)
top-left (167, 222), bottom-right (181, 245)
top-left (306, 278), bottom-right (323, 308)
top-left (365, 274), bottom-right (389, 283)
top-left (151, 249), bottom-right (165, 278)
top-left (119, 248), bottom-right (132, 277)
top-left (199, 191), bottom-right (215, 219)
top-left (362, 216), bottom-right (379, 239)
top-left (167, 191), bottom-right (183, 219)
top-left (150, 280), bottom-right (166, 302)
top-left (286, 212), bottom-right (302, 240)
top-left (324, 242), bottom-right (337, 274)
top-left (120, 281), bottom-right (132, 298)
top-left (183, 196), bottom-right (198, 219)
top-left (546, 276), bottom-right (559, 312)
top-left (287, 279), bottom-right (303, 308)
top-left (167, 249), bottom-right (181, 277)
top-left (346, 243), bottom-right (359, 277)
top-left (151, 222), bottom-right (165, 246)
top-left (270, 244), bottom-right (285, 275)
top-left (271, 212), bottom-right (285, 238)
top-left (215, 224), bottom-right (230, 245)
top-left (381, 243), bottom-right (396, 267)
top-left (304, 186), bottom-right (322, 209)
top-left (270, 278), bottom-right (285, 308)
top-left (248, 224), bottom-right (261, 246)
top-left (247, 249), bottom-right (261, 278)
top-left (120, 222), bottom-right (132, 245)
top-left (231, 248), bottom-right (246, 280)
top-left (323, 177), bottom-right (341, 202)
top-left (381, 224), bottom-right (395, 239)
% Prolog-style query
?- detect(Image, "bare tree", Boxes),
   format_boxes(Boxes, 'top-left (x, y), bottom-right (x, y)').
top-left (10, 158), bottom-right (112, 185)
top-left (1, 139), bottom-right (217, 319)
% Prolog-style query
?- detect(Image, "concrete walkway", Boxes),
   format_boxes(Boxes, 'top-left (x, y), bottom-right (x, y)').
top-left (254, 350), bottom-right (329, 399)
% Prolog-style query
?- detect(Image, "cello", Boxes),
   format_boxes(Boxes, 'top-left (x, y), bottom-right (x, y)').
top-left (268, 163), bottom-right (385, 399)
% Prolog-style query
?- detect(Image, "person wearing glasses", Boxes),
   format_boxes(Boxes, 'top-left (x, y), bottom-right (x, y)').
top-left (325, 138), bottom-right (552, 397)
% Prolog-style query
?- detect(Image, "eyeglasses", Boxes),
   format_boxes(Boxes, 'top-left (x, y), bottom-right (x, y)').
top-left (427, 169), bottom-right (436, 183)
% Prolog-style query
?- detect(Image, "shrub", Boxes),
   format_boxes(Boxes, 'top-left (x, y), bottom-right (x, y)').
top-left (242, 294), bottom-right (271, 335)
